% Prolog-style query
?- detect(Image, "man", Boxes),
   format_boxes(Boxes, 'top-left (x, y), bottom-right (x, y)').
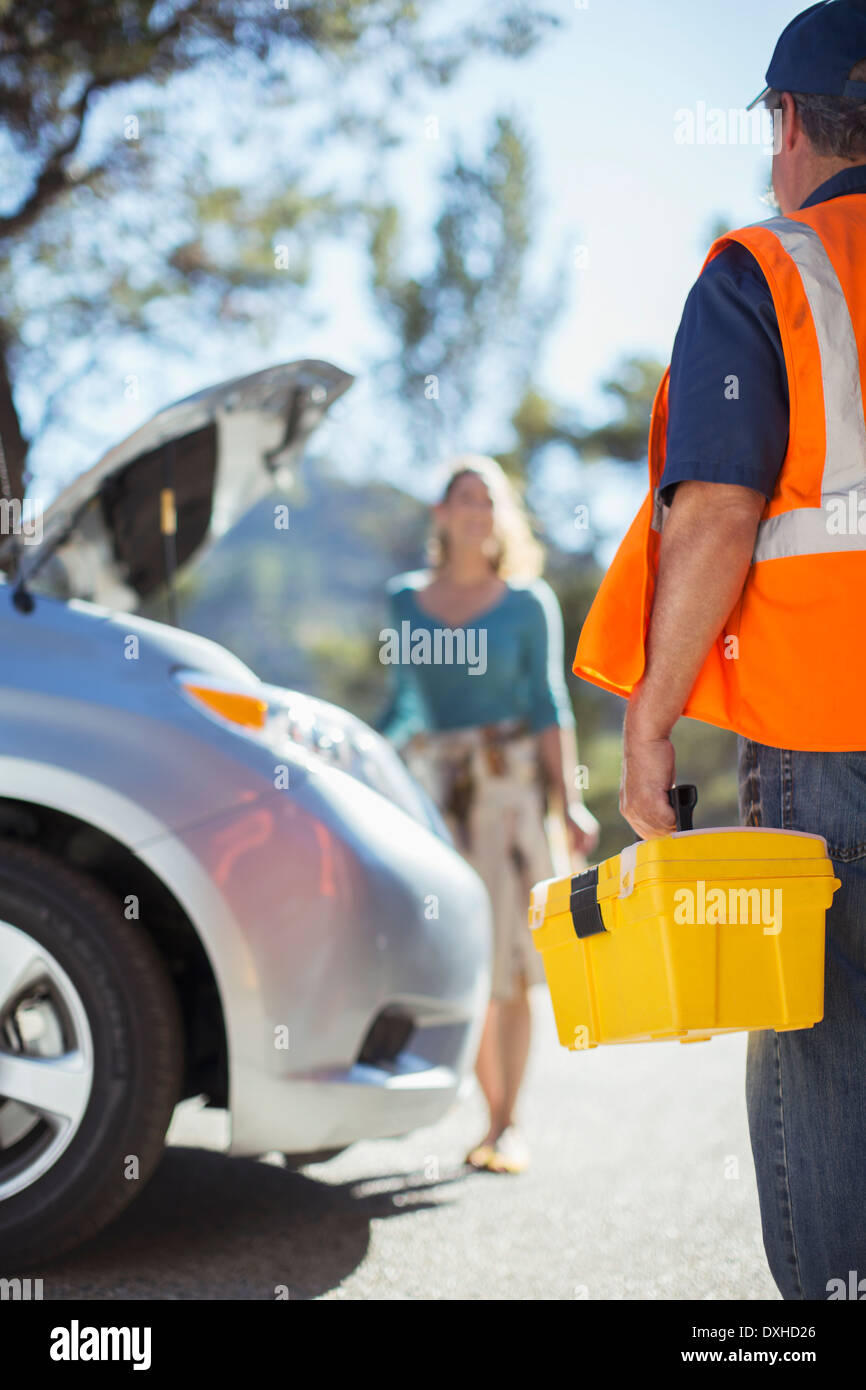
top-left (574, 1), bottom-right (866, 1300)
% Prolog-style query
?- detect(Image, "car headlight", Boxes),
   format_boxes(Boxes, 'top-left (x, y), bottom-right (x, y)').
top-left (172, 670), bottom-right (451, 841)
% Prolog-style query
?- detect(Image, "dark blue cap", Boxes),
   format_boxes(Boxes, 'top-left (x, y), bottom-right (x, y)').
top-left (746, 0), bottom-right (866, 109)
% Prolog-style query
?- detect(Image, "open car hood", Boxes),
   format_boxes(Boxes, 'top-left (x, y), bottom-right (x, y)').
top-left (6, 359), bottom-right (354, 606)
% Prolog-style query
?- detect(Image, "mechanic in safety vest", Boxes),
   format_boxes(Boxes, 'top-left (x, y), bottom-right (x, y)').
top-left (575, 1), bottom-right (866, 1301)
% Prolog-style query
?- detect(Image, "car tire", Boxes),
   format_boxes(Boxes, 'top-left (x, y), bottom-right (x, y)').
top-left (0, 841), bottom-right (183, 1268)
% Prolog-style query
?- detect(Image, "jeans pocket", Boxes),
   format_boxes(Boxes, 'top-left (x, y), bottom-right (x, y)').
top-left (790, 750), bottom-right (866, 862)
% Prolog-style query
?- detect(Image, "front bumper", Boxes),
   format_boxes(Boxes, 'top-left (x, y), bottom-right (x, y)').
top-left (232, 1054), bottom-right (475, 1157)
top-left (163, 761), bottom-right (491, 1156)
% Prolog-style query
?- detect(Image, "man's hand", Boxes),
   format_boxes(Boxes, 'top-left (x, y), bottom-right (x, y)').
top-left (620, 699), bottom-right (676, 840)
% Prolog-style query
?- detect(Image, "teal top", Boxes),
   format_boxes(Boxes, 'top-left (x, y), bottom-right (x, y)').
top-left (377, 570), bottom-right (575, 748)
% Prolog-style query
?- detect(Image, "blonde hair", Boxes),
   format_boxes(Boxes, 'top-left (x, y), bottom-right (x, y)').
top-left (428, 453), bottom-right (544, 581)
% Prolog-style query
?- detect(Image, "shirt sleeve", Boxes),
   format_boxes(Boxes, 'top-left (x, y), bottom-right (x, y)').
top-left (659, 242), bottom-right (790, 506)
top-left (375, 585), bottom-right (427, 748)
top-left (523, 579), bottom-right (575, 734)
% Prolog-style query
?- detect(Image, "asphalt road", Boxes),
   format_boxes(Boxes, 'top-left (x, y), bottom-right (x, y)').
top-left (41, 989), bottom-right (779, 1301)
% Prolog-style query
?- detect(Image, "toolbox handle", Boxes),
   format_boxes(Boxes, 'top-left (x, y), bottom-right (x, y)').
top-left (667, 784), bottom-right (698, 832)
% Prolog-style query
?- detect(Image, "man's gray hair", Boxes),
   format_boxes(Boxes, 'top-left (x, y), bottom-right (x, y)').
top-left (765, 58), bottom-right (866, 159)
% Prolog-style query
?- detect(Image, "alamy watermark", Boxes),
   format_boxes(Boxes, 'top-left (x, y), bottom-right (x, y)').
top-left (827, 1270), bottom-right (866, 1299)
top-left (49, 1321), bottom-right (151, 1370)
top-left (674, 103), bottom-right (782, 154)
top-left (1, 1276), bottom-right (43, 1299)
top-left (673, 881), bottom-right (782, 935)
top-left (825, 489), bottom-right (866, 535)
top-left (379, 621), bottom-right (487, 676)
top-left (0, 498), bottom-right (42, 544)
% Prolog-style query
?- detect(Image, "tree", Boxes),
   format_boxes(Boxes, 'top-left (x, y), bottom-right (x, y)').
top-left (501, 354), bottom-right (667, 483)
top-left (0, 0), bottom-right (556, 504)
top-left (369, 114), bottom-right (562, 464)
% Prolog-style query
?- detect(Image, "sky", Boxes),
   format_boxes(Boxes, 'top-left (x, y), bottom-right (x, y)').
top-left (20, 0), bottom-right (807, 516)
top-left (297, 0), bottom-right (801, 417)
top-left (299, 0), bottom-right (804, 531)
top-left (490, 0), bottom-right (793, 420)
top-left (265, 0), bottom-right (802, 485)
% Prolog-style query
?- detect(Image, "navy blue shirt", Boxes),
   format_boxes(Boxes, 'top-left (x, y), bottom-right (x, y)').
top-left (659, 166), bottom-right (866, 506)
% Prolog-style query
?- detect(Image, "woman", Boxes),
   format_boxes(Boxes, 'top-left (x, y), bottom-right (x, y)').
top-left (379, 454), bottom-right (598, 1174)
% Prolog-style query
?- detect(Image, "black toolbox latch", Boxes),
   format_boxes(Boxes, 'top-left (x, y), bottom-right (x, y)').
top-left (570, 865), bottom-right (607, 939)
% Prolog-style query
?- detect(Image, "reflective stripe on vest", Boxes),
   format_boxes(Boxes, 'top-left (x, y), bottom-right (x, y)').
top-left (753, 217), bottom-right (866, 560)
top-left (652, 217), bottom-right (866, 557)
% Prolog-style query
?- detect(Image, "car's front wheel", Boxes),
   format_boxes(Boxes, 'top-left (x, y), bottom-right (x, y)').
top-left (0, 842), bottom-right (183, 1267)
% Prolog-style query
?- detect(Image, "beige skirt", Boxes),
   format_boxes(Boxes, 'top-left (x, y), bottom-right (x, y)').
top-left (404, 722), bottom-right (558, 1001)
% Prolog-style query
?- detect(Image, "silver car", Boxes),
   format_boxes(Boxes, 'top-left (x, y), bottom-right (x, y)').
top-left (0, 362), bottom-right (491, 1266)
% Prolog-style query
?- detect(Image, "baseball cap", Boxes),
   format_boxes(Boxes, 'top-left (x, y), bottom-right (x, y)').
top-left (746, 0), bottom-right (866, 110)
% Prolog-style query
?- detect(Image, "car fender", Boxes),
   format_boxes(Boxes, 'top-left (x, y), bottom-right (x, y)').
top-left (0, 755), bottom-right (252, 1131)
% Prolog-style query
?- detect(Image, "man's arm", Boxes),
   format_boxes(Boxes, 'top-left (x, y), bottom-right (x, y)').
top-left (620, 479), bottom-right (766, 840)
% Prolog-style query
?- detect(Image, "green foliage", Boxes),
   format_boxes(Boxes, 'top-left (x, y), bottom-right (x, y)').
top-left (575, 356), bottom-right (667, 463)
top-left (500, 353), bottom-right (667, 487)
top-left (369, 113), bottom-right (562, 457)
top-left (0, 0), bottom-right (557, 500)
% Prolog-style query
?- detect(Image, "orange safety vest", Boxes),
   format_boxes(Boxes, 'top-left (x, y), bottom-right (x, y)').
top-left (574, 194), bottom-right (866, 752)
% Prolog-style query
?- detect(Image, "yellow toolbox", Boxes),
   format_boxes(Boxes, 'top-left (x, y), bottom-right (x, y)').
top-left (529, 785), bottom-right (840, 1049)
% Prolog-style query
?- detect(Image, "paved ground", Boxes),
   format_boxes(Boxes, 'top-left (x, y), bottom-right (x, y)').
top-left (42, 988), bottom-right (779, 1301)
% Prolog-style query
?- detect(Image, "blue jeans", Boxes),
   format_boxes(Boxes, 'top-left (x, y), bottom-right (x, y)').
top-left (738, 738), bottom-right (866, 1300)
